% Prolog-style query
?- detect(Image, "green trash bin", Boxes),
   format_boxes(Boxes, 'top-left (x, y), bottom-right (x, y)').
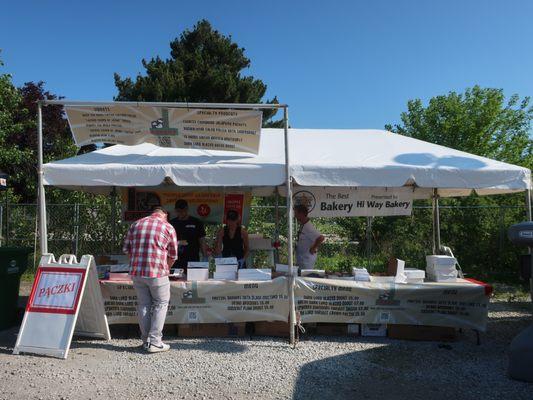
top-left (0, 247), bottom-right (33, 330)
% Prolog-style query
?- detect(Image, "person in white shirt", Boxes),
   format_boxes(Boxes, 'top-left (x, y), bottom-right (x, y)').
top-left (294, 204), bottom-right (325, 269)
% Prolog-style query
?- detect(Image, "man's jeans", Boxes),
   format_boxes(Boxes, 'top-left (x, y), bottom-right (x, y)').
top-left (132, 275), bottom-right (170, 346)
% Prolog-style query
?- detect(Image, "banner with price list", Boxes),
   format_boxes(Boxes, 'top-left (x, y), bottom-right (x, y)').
top-left (65, 105), bottom-right (263, 154)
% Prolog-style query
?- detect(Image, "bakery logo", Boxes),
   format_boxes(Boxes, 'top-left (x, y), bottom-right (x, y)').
top-left (293, 190), bottom-right (316, 212)
top-left (150, 108), bottom-right (179, 137)
top-left (375, 288), bottom-right (400, 306)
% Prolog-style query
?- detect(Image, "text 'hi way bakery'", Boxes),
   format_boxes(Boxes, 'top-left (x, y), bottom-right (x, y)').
top-left (294, 188), bottom-right (413, 217)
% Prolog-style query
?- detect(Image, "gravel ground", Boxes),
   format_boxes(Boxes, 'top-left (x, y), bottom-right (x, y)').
top-left (1, 288), bottom-right (532, 399)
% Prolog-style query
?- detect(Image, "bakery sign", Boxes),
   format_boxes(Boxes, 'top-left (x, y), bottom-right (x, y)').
top-left (293, 187), bottom-right (413, 217)
top-left (27, 267), bottom-right (85, 314)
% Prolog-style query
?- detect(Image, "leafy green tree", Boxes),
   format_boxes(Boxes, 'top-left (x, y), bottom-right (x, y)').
top-left (0, 56), bottom-right (96, 202)
top-left (114, 19), bottom-right (281, 125)
top-left (334, 87), bottom-right (532, 281)
top-left (386, 86), bottom-right (532, 168)
top-left (0, 57), bottom-right (25, 202)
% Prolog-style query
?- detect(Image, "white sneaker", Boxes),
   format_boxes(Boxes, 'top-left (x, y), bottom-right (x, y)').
top-left (146, 342), bottom-right (170, 353)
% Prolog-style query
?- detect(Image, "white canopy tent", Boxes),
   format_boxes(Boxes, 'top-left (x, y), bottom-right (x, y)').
top-left (37, 101), bottom-right (532, 345)
top-left (44, 128), bottom-right (531, 197)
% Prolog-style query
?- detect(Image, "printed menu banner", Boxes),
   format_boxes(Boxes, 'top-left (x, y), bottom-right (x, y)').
top-left (65, 105), bottom-right (263, 154)
top-left (293, 187), bottom-right (414, 217)
top-left (122, 188), bottom-right (251, 224)
top-left (100, 277), bottom-right (289, 324)
top-left (101, 276), bottom-right (490, 330)
top-left (295, 277), bottom-right (490, 331)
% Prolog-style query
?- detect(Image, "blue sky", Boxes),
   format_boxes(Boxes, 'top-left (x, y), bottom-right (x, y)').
top-left (1, 0), bottom-right (532, 129)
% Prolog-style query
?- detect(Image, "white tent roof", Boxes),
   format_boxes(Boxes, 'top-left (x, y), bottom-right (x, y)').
top-left (43, 128), bottom-right (531, 197)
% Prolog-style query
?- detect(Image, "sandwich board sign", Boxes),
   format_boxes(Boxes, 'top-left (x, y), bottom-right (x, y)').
top-left (13, 254), bottom-right (111, 359)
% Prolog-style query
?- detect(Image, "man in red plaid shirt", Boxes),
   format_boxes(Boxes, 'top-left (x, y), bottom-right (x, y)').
top-left (123, 206), bottom-right (178, 353)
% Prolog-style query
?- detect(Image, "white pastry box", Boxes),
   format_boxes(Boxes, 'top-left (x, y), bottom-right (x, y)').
top-left (187, 268), bottom-right (209, 281)
top-left (215, 257), bottom-right (238, 265)
top-left (404, 268), bottom-right (425, 284)
top-left (238, 269), bottom-right (272, 281)
top-left (213, 271), bottom-right (237, 280)
top-left (216, 264), bottom-right (238, 274)
top-left (275, 264), bottom-right (299, 275)
top-left (188, 261), bottom-right (209, 269)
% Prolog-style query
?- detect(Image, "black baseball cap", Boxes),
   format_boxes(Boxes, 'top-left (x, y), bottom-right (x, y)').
top-left (175, 199), bottom-right (188, 210)
top-left (226, 209), bottom-right (239, 221)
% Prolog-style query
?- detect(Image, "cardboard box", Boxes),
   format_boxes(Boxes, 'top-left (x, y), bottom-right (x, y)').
top-left (387, 324), bottom-right (457, 342)
top-left (178, 323), bottom-right (246, 337)
top-left (253, 321), bottom-right (290, 337)
top-left (315, 323), bottom-right (348, 336)
top-left (361, 323), bottom-right (387, 337)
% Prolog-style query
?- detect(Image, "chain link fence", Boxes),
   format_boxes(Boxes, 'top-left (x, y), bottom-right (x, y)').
top-left (1, 201), bottom-right (527, 282)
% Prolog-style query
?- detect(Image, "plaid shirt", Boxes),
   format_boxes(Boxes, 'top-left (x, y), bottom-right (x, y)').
top-left (123, 213), bottom-right (178, 278)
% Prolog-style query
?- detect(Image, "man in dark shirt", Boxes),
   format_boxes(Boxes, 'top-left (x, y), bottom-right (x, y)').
top-left (169, 199), bottom-right (207, 270)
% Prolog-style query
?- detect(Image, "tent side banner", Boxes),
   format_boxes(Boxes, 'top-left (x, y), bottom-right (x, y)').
top-left (293, 187), bottom-right (415, 217)
top-left (64, 105), bottom-right (263, 154)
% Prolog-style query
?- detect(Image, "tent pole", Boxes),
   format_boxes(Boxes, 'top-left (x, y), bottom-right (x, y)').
top-left (527, 189), bottom-right (532, 221)
top-left (274, 189), bottom-right (280, 264)
top-left (42, 99), bottom-right (287, 110)
top-left (37, 102), bottom-right (48, 254)
top-left (435, 190), bottom-right (441, 253)
top-left (283, 106), bottom-right (296, 345)
top-left (432, 189), bottom-right (441, 254)
top-left (526, 189), bottom-right (532, 306)
top-left (111, 187), bottom-right (117, 253)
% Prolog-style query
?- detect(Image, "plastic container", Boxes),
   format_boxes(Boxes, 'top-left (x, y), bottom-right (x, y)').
top-left (0, 247), bottom-right (33, 330)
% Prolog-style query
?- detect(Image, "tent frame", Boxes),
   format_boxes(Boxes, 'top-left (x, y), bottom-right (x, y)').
top-left (37, 100), bottom-right (533, 345)
top-left (37, 99), bottom-right (298, 344)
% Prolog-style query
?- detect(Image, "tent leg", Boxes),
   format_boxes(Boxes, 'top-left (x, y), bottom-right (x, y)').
top-left (526, 190), bottom-right (532, 306)
top-left (432, 189), bottom-right (440, 254)
top-left (37, 102), bottom-right (48, 255)
top-left (111, 187), bottom-right (117, 253)
top-left (365, 216), bottom-right (373, 259)
top-left (274, 189), bottom-right (280, 264)
top-left (283, 107), bottom-right (296, 346)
